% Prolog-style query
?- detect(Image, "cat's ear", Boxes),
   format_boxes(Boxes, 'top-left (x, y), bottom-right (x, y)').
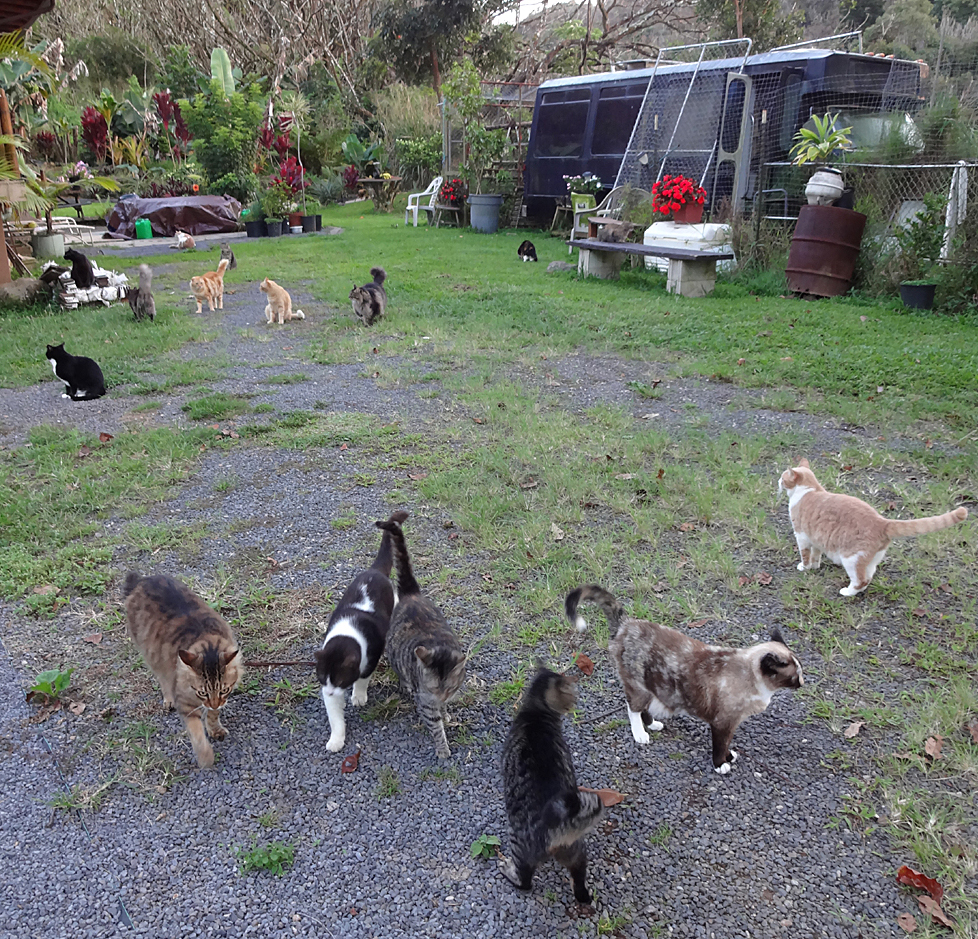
top-left (769, 626), bottom-right (787, 646)
top-left (178, 649), bottom-right (201, 669)
top-left (222, 649), bottom-right (239, 665)
top-left (415, 645), bottom-right (433, 666)
top-left (760, 651), bottom-right (789, 676)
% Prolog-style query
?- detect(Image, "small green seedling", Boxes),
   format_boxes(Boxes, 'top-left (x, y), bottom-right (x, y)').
top-left (470, 833), bottom-right (501, 859)
top-left (27, 666), bottom-right (75, 703)
top-left (235, 840), bottom-right (296, 875)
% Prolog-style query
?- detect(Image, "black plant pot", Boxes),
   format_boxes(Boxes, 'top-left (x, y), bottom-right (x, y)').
top-left (899, 282), bottom-right (937, 310)
top-left (265, 219), bottom-right (284, 237)
top-left (245, 219), bottom-right (266, 238)
top-left (315, 214), bottom-right (322, 231)
top-left (301, 214), bottom-right (317, 233)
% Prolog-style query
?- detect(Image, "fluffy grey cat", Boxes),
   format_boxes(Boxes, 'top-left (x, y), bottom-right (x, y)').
top-left (567, 584), bottom-right (804, 774)
top-left (374, 515), bottom-right (465, 759)
top-left (350, 267), bottom-right (387, 326)
top-left (500, 667), bottom-right (604, 905)
top-left (128, 264), bottom-right (156, 322)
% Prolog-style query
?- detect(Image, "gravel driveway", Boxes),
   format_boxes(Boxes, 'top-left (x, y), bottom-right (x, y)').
top-left (0, 236), bottom-right (926, 939)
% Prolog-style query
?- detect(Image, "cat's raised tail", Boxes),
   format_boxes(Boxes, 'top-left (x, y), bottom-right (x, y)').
top-left (370, 509), bottom-right (410, 576)
top-left (374, 513), bottom-right (419, 596)
top-left (370, 267), bottom-right (386, 286)
top-left (565, 584), bottom-right (627, 634)
top-left (885, 506), bottom-right (967, 539)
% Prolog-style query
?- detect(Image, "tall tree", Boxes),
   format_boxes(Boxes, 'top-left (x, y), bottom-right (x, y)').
top-left (696, 0), bottom-right (804, 50)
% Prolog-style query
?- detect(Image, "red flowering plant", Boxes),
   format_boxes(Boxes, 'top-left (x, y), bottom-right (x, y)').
top-left (439, 177), bottom-right (466, 206)
top-left (651, 174), bottom-right (707, 216)
top-left (81, 106), bottom-right (109, 164)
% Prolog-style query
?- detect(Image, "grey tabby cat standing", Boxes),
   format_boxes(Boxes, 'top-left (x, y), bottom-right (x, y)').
top-left (374, 515), bottom-right (466, 759)
top-left (128, 263), bottom-right (156, 322)
top-left (219, 242), bottom-right (237, 270)
top-left (350, 267), bottom-right (387, 326)
top-left (123, 571), bottom-right (243, 768)
top-left (500, 667), bottom-right (605, 905)
top-left (567, 584), bottom-right (803, 774)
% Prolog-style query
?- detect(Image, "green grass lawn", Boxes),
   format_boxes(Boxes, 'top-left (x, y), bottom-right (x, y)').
top-left (1, 199), bottom-right (976, 928)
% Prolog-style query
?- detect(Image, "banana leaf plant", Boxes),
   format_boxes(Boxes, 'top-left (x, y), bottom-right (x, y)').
top-left (19, 159), bottom-right (120, 235)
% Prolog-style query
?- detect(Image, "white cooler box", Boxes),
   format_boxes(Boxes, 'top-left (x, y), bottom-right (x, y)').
top-left (643, 221), bottom-right (737, 273)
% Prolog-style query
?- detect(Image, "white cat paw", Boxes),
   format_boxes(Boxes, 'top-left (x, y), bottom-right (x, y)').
top-left (797, 562), bottom-right (807, 571)
top-left (729, 749), bottom-right (739, 763)
top-left (647, 719), bottom-right (664, 732)
top-left (631, 727), bottom-right (651, 745)
top-left (351, 690), bottom-right (367, 707)
top-left (326, 735), bottom-right (345, 753)
top-left (714, 762), bottom-right (732, 775)
top-left (61, 393), bottom-right (69, 399)
top-left (840, 586), bottom-right (858, 597)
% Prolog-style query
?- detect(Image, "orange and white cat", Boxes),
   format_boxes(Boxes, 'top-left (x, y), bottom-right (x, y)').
top-left (260, 278), bottom-right (304, 324)
top-left (779, 458), bottom-right (968, 596)
top-left (190, 258), bottom-right (229, 313)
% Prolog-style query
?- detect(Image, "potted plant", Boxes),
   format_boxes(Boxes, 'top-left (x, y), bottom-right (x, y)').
top-left (895, 194), bottom-right (945, 310)
top-left (261, 182), bottom-right (290, 237)
top-left (651, 174), bottom-right (707, 224)
top-left (244, 198), bottom-right (266, 238)
top-left (563, 173), bottom-right (602, 202)
top-left (789, 112), bottom-right (852, 206)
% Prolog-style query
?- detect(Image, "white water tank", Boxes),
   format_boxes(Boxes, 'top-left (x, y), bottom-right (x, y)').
top-left (643, 221), bottom-right (736, 273)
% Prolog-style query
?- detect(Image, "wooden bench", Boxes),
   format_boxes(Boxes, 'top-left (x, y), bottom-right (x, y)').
top-left (568, 238), bottom-right (735, 298)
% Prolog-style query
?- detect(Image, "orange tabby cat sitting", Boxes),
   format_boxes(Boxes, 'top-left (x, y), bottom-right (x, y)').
top-left (779, 458), bottom-right (968, 596)
top-left (190, 257), bottom-right (230, 313)
top-left (259, 277), bottom-right (304, 324)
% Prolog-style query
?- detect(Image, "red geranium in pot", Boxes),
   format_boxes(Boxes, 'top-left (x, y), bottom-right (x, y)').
top-left (652, 174), bottom-right (707, 223)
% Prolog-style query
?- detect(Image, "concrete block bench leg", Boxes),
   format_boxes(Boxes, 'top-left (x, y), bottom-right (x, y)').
top-left (578, 247), bottom-right (624, 280)
top-left (667, 257), bottom-right (718, 297)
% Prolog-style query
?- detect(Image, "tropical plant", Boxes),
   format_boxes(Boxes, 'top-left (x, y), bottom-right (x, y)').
top-left (25, 166), bottom-right (120, 236)
top-left (563, 173), bottom-right (602, 197)
top-left (307, 173), bottom-right (346, 206)
top-left (340, 134), bottom-right (383, 178)
top-left (210, 47), bottom-right (236, 97)
top-left (81, 107), bottom-right (109, 164)
top-left (789, 113), bottom-right (853, 167)
top-left (895, 192), bottom-right (947, 283)
top-left (261, 181), bottom-right (292, 221)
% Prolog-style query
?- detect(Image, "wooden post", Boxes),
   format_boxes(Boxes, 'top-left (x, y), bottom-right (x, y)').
top-left (1, 89), bottom-right (19, 285)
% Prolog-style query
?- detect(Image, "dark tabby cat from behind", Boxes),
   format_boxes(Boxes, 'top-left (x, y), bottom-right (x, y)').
top-left (374, 514), bottom-right (466, 759)
top-left (517, 240), bottom-right (538, 262)
top-left (45, 342), bottom-right (106, 400)
top-left (500, 666), bottom-right (605, 904)
top-left (64, 248), bottom-right (95, 289)
top-left (350, 267), bottom-right (387, 326)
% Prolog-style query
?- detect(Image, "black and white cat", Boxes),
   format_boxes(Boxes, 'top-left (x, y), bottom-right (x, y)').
top-left (500, 667), bottom-right (605, 904)
top-left (315, 510), bottom-right (408, 752)
top-left (567, 584), bottom-right (804, 774)
top-left (349, 267), bottom-right (387, 326)
top-left (45, 342), bottom-right (106, 401)
top-left (517, 240), bottom-right (538, 262)
top-left (63, 248), bottom-right (95, 289)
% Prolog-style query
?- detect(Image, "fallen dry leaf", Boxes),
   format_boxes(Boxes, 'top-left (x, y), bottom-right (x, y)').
top-left (340, 750), bottom-right (361, 774)
top-left (98, 432), bottom-right (114, 443)
top-left (656, 468), bottom-right (665, 481)
top-left (967, 722), bottom-right (978, 745)
top-left (77, 445), bottom-right (91, 458)
top-left (897, 866), bottom-right (944, 903)
top-left (896, 912), bottom-right (917, 933)
top-left (69, 702), bottom-right (86, 716)
top-left (33, 584), bottom-right (58, 596)
top-left (737, 358), bottom-right (746, 366)
top-left (578, 786), bottom-right (625, 807)
top-left (408, 472), bottom-right (427, 481)
top-left (575, 653), bottom-right (594, 677)
top-left (844, 721), bottom-right (865, 739)
top-left (83, 633), bottom-right (102, 644)
top-left (339, 443), bottom-right (348, 451)
top-left (912, 608), bottom-right (927, 618)
top-left (473, 417), bottom-right (484, 424)
top-left (918, 896), bottom-right (955, 929)
top-left (925, 736), bottom-right (944, 760)
top-left (738, 575), bottom-right (752, 587)
top-left (687, 619), bottom-right (708, 629)
top-left (757, 571), bottom-right (773, 586)
top-left (519, 479), bottom-right (538, 489)
top-left (551, 522), bottom-right (565, 542)
top-left (679, 522), bottom-right (695, 532)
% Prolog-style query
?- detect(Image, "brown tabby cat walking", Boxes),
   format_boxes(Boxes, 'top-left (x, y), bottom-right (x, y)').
top-left (190, 257), bottom-right (230, 313)
top-left (123, 572), bottom-right (243, 768)
top-left (779, 458), bottom-right (968, 596)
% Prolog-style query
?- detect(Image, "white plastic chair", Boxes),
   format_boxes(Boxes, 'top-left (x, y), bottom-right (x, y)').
top-left (404, 176), bottom-right (444, 227)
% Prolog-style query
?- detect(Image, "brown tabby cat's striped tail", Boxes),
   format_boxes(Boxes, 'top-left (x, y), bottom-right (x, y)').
top-left (565, 584), bottom-right (627, 635)
top-left (374, 514), bottom-right (419, 596)
top-left (370, 509), bottom-right (410, 576)
top-left (885, 506), bottom-right (967, 539)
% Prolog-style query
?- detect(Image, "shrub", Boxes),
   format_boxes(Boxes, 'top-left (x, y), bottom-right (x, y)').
top-left (208, 171), bottom-right (258, 204)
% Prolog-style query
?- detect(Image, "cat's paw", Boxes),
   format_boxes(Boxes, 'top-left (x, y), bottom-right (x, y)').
top-left (647, 719), bottom-right (664, 732)
top-left (326, 734), bottom-right (345, 753)
top-left (209, 724), bottom-right (227, 741)
top-left (840, 585), bottom-right (859, 597)
top-left (194, 744), bottom-right (215, 769)
top-left (351, 688), bottom-right (368, 707)
top-left (631, 726), bottom-right (651, 745)
top-left (714, 761), bottom-right (733, 775)
top-left (797, 562), bottom-right (807, 571)
top-left (61, 393), bottom-right (69, 399)
top-left (729, 749), bottom-right (739, 763)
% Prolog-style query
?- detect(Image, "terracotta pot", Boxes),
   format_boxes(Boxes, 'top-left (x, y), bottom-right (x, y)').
top-left (671, 202), bottom-right (704, 224)
top-left (288, 212), bottom-right (302, 227)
